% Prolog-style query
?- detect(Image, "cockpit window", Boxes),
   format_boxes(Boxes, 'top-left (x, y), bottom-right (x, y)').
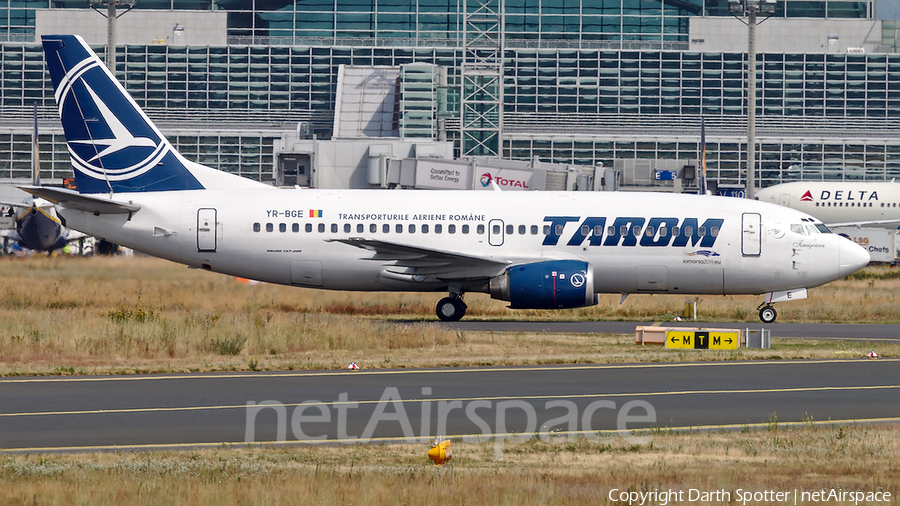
top-left (815, 223), bottom-right (832, 234)
top-left (805, 224), bottom-right (819, 235)
top-left (790, 224), bottom-right (805, 235)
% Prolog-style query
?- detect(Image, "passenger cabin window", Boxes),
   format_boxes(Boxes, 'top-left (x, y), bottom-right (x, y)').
top-left (266, 223), bottom-right (273, 232)
top-left (581, 225), bottom-right (589, 236)
top-left (435, 224), bottom-right (443, 234)
top-left (683, 225), bottom-right (693, 236)
top-left (645, 226), bottom-right (654, 237)
top-left (506, 224), bottom-right (513, 235)
top-left (671, 226), bottom-right (679, 236)
top-left (698, 226), bottom-right (706, 237)
top-left (422, 224), bottom-right (429, 233)
top-left (710, 226), bottom-right (719, 237)
top-left (343, 224), bottom-right (351, 233)
top-left (448, 224), bottom-right (456, 234)
top-left (494, 224), bottom-right (502, 234)
top-left (518, 225), bottom-right (526, 235)
top-left (543, 225), bottom-right (551, 235)
top-left (292, 223), bottom-right (299, 233)
top-left (318, 223), bottom-right (325, 233)
top-left (357, 224), bottom-right (364, 233)
top-left (383, 224), bottom-right (390, 233)
top-left (462, 224), bottom-right (469, 234)
top-left (593, 225), bottom-right (602, 236)
top-left (478, 224), bottom-right (485, 234)
top-left (306, 223), bottom-right (312, 233)
top-left (531, 225), bottom-right (538, 235)
top-left (555, 224), bottom-right (564, 236)
top-left (408, 224), bottom-right (416, 233)
top-left (396, 224), bottom-right (403, 233)
top-left (279, 223), bottom-right (286, 233)
top-left (331, 224), bottom-right (338, 233)
top-left (253, 223), bottom-right (260, 232)
top-left (370, 224), bottom-right (377, 233)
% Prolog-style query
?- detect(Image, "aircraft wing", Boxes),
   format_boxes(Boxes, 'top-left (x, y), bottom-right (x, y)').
top-left (328, 237), bottom-right (513, 281)
top-left (18, 186), bottom-right (141, 215)
top-left (826, 219), bottom-right (900, 228)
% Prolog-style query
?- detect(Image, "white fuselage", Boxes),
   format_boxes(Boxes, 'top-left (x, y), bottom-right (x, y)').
top-left (57, 189), bottom-right (866, 296)
top-left (757, 181), bottom-right (900, 227)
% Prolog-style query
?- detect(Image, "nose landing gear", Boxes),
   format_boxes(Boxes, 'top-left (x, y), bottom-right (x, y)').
top-left (758, 303), bottom-right (777, 323)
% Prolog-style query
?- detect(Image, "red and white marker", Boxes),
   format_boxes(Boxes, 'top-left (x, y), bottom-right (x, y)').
top-left (348, 362), bottom-right (360, 370)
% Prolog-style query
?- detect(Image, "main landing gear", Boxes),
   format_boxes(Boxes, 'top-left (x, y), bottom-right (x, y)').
top-left (757, 303), bottom-right (777, 324)
top-left (436, 292), bottom-right (467, 322)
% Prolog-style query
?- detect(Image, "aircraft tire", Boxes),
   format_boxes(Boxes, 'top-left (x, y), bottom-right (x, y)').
top-left (436, 297), bottom-right (466, 322)
top-left (759, 305), bottom-right (777, 323)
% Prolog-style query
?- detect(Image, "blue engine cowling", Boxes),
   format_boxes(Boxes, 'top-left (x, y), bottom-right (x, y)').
top-left (489, 260), bottom-right (598, 309)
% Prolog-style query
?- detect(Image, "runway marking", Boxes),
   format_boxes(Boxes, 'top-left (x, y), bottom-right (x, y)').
top-left (2, 383), bottom-right (899, 418)
top-left (3, 416), bottom-right (900, 454)
top-left (0, 358), bottom-right (896, 384)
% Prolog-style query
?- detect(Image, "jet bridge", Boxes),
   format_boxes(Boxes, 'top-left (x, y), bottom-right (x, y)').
top-left (272, 137), bottom-right (603, 191)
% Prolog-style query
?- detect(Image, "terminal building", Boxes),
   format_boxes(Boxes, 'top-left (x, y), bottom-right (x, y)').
top-left (1, 0), bottom-right (900, 192)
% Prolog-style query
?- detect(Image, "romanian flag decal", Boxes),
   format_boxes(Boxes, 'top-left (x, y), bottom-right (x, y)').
top-left (310, 210), bottom-right (323, 218)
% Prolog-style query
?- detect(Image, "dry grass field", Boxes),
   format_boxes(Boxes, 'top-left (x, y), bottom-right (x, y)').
top-left (0, 255), bottom-right (898, 375)
top-left (2, 256), bottom-right (898, 503)
top-left (0, 424), bottom-right (896, 505)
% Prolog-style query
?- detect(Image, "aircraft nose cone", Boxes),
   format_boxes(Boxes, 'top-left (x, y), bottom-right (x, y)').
top-left (838, 237), bottom-right (870, 278)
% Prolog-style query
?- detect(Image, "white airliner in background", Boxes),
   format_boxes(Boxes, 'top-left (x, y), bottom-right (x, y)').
top-left (25, 35), bottom-right (870, 323)
top-left (0, 105), bottom-right (86, 254)
top-left (757, 181), bottom-right (900, 228)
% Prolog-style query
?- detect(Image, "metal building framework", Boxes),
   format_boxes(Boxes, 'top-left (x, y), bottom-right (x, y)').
top-left (460, 0), bottom-right (504, 157)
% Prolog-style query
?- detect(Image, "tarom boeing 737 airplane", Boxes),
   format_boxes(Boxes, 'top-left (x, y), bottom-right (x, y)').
top-left (24, 35), bottom-right (870, 323)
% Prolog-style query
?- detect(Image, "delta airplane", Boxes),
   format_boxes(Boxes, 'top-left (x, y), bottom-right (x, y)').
top-left (24, 35), bottom-right (870, 323)
top-left (757, 181), bottom-right (900, 228)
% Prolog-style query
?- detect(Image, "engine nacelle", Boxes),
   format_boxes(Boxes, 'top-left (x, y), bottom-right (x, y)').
top-left (490, 260), bottom-right (598, 309)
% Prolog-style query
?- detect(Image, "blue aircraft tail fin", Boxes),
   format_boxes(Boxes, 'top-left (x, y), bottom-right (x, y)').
top-left (41, 35), bottom-right (204, 194)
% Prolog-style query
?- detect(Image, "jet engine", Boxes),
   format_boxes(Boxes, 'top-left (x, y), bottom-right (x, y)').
top-left (490, 260), bottom-right (598, 309)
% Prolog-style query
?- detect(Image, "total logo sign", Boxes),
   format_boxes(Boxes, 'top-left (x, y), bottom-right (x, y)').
top-left (479, 170), bottom-right (531, 190)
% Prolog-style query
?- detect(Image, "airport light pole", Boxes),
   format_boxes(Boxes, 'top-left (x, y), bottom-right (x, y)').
top-left (729, 0), bottom-right (774, 200)
top-left (89, 0), bottom-right (136, 71)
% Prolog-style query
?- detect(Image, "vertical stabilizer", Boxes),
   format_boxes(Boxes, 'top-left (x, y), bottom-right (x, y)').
top-left (699, 119), bottom-right (708, 196)
top-left (32, 102), bottom-right (40, 187)
top-left (41, 35), bottom-right (268, 194)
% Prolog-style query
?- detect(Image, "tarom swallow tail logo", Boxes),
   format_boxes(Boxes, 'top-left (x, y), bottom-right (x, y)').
top-left (60, 59), bottom-right (166, 182)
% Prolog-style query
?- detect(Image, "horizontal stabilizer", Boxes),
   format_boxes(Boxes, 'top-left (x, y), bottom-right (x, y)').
top-left (19, 186), bottom-right (140, 215)
top-left (0, 200), bottom-right (30, 210)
